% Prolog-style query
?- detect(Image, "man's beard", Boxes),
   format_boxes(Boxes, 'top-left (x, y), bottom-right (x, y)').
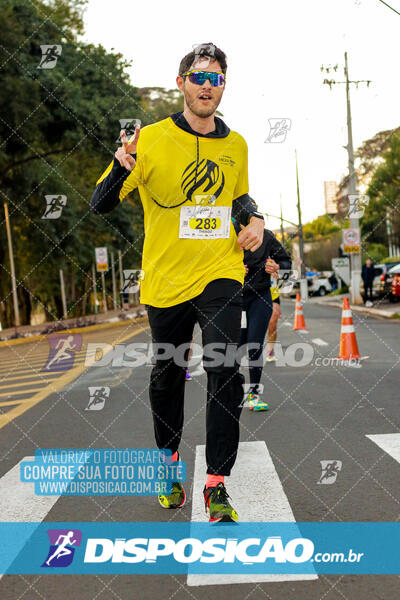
top-left (185, 91), bottom-right (220, 118)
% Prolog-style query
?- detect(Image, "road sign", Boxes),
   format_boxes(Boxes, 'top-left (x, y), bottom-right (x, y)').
top-left (332, 257), bottom-right (350, 285)
top-left (342, 228), bottom-right (360, 254)
top-left (95, 247), bottom-right (108, 272)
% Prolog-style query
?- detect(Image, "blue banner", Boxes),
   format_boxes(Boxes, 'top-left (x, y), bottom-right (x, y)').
top-left (0, 522), bottom-right (399, 574)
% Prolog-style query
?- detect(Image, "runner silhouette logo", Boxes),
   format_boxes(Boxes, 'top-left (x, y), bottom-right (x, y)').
top-left (42, 529), bottom-right (82, 568)
top-left (37, 45), bottom-right (62, 69)
top-left (42, 334), bottom-right (82, 372)
top-left (181, 159), bottom-right (225, 203)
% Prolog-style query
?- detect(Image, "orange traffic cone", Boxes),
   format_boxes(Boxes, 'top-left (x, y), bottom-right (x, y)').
top-left (338, 297), bottom-right (360, 359)
top-left (293, 293), bottom-right (307, 330)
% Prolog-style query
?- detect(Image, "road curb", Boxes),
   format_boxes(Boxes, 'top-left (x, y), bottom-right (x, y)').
top-left (315, 300), bottom-right (400, 320)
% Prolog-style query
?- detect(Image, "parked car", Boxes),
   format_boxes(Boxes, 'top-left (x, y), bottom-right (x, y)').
top-left (311, 276), bottom-right (332, 296)
top-left (379, 262), bottom-right (400, 300)
top-left (382, 264), bottom-right (400, 302)
top-left (288, 275), bottom-right (332, 297)
top-left (391, 268), bottom-right (400, 302)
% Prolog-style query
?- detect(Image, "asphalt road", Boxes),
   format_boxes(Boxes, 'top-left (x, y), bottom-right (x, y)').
top-left (0, 300), bottom-right (399, 599)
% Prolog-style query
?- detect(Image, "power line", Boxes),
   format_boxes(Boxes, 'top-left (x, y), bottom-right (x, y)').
top-left (377, 0), bottom-right (400, 16)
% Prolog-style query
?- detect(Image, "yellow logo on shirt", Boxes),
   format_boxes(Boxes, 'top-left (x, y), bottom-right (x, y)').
top-left (181, 159), bottom-right (225, 202)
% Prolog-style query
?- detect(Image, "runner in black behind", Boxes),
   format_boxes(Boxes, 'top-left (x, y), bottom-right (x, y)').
top-left (233, 219), bottom-right (291, 410)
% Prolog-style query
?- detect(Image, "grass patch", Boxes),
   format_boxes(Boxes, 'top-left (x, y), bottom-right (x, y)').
top-left (327, 286), bottom-right (349, 297)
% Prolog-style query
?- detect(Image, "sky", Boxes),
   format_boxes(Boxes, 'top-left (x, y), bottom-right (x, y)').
top-left (83, 0), bottom-right (400, 230)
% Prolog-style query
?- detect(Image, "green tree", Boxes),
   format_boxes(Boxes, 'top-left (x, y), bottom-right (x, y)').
top-left (362, 134), bottom-right (400, 250)
top-left (304, 231), bottom-right (342, 271)
top-left (362, 243), bottom-right (387, 264)
top-left (0, 0), bottom-right (156, 326)
top-left (137, 87), bottom-right (184, 121)
top-left (356, 127), bottom-right (400, 188)
top-left (303, 214), bottom-right (341, 241)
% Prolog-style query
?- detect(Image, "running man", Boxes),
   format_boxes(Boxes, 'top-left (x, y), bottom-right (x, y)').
top-left (234, 220), bottom-right (291, 411)
top-left (46, 335), bottom-right (77, 369)
top-left (86, 387), bottom-right (108, 410)
top-left (266, 275), bottom-right (282, 363)
top-left (42, 195), bottom-right (65, 218)
top-left (38, 45), bottom-right (60, 69)
top-left (91, 43), bottom-right (265, 522)
top-left (45, 531), bottom-right (77, 566)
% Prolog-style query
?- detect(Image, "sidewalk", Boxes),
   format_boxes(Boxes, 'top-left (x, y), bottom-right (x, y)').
top-left (0, 305), bottom-right (148, 342)
top-left (315, 294), bottom-right (400, 319)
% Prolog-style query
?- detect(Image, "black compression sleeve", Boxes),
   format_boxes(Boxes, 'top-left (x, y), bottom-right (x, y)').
top-left (232, 193), bottom-right (258, 226)
top-left (91, 157), bottom-right (134, 214)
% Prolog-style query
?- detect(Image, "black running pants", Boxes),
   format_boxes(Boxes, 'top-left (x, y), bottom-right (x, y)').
top-left (147, 278), bottom-right (244, 476)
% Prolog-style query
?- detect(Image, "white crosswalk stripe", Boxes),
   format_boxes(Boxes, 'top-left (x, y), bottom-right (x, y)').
top-left (366, 433), bottom-right (400, 464)
top-left (311, 338), bottom-right (329, 346)
top-left (187, 441), bottom-right (318, 586)
top-left (0, 457), bottom-right (60, 578)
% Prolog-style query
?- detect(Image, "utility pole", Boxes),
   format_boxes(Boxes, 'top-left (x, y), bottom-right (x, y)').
top-left (101, 271), bottom-right (107, 313)
top-left (92, 263), bottom-right (98, 314)
top-left (280, 196), bottom-right (285, 246)
top-left (118, 250), bottom-right (123, 309)
top-left (111, 251), bottom-right (117, 310)
top-left (295, 150), bottom-right (307, 301)
top-left (59, 269), bottom-right (67, 319)
top-left (4, 203), bottom-right (20, 327)
top-left (345, 51), bottom-right (362, 304)
top-left (321, 53), bottom-right (371, 304)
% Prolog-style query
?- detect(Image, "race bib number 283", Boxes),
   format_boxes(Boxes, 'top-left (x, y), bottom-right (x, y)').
top-left (179, 206), bottom-right (231, 239)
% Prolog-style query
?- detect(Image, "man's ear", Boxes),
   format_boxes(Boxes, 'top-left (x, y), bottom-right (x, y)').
top-left (176, 75), bottom-right (184, 92)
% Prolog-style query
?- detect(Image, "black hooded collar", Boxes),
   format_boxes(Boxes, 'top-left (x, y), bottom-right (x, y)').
top-left (170, 111), bottom-right (230, 138)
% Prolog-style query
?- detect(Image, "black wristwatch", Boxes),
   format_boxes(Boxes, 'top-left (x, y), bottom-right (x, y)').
top-left (248, 211), bottom-right (265, 224)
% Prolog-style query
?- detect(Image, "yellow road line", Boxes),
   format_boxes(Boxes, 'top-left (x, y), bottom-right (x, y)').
top-left (0, 364), bottom-right (50, 374)
top-left (0, 380), bottom-right (54, 391)
top-left (0, 325), bottom-right (149, 431)
top-left (0, 372), bottom-right (59, 383)
top-left (0, 352), bottom-right (49, 360)
top-left (0, 357), bottom-right (90, 376)
top-left (0, 316), bottom-right (148, 348)
top-left (0, 368), bottom-right (47, 377)
top-left (0, 325), bottom-right (149, 397)
top-left (0, 350), bottom-right (86, 375)
top-left (0, 369), bottom-right (64, 381)
top-left (0, 351), bottom-right (88, 367)
top-left (0, 388), bottom-right (44, 398)
top-left (0, 400), bottom-right (26, 407)
top-left (0, 365), bottom-right (82, 377)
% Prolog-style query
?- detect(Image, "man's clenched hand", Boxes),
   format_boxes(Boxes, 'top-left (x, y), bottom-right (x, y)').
top-left (265, 258), bottom-right (279, 274)
top-left (237, 217), bottom-right (264, 252)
